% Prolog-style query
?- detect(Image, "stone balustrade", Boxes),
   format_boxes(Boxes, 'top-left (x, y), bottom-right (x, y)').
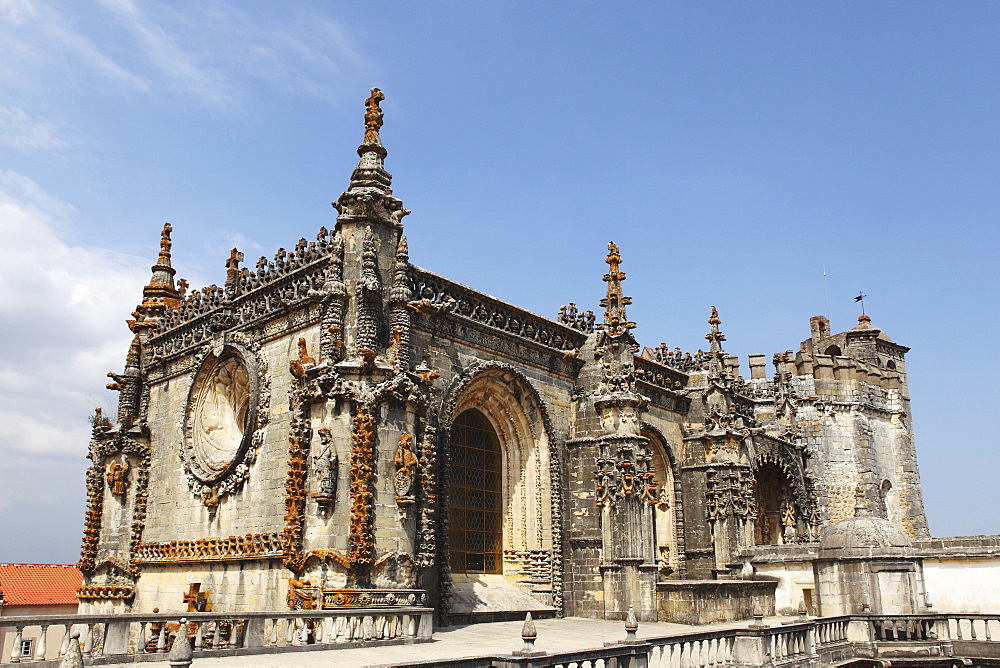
top-left (0, 606), bottom-right (432, 665)
top-left (6, 612), bottom-right (1000, 666)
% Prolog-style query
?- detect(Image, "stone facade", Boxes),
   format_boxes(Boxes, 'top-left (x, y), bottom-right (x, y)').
top-left (76, 89), bottom-right (936, 625)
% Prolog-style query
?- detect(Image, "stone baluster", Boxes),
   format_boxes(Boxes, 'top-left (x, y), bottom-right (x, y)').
top-left (82, 624), bottom-right (94, 657)
top-left (34, 623), bottom-right (49, 662)
top-left (286, 618), bottom-right (296, 646)
top-left (61, 631), bottom-right (83, 668)
top-left (9, 625), bottom-right (24, 663)
top-left (193, 621), bottom-right (203, 650)
top-left (212, 621), bottom-right (223, 649)
top-left (269, 618), bottom-right (279, 646)
top-left (156, 622), bottom-right (167, 653)
top-left (137, 622), bottom-right (147, 654)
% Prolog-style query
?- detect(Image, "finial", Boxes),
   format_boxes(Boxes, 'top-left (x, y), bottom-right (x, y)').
top-left (623, 605), bottom-right (639, 643)
top-left (513, 611), bottom-right (542, 656)
top-left (158, 223), bottom-right (173, 266)
top-left (596, 241), bottom-right (636, 338)
top-left (167, 618), bottom-right (193, 665)
top-left (705, 305), bottom-right (726, 354)
top-left (133, 223), bottom-right (180, 333)
top-left (363, 87), bottom-right (386, 146)
top-left (226, 248), bottom-right (244, 283)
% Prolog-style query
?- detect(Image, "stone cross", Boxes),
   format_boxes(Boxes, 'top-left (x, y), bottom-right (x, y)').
top-left (183, 583), bottom-right (207, 612)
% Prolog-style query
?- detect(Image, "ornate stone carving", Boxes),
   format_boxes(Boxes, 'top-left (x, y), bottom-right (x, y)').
top-left (705, 467), bottom-right (756, 522)
top-left (286, 578), bottom-right (316, 610)
top-left (311, 427), bottom-right (338, 507)
top-left (182, 337), bottom-right (269, 505)
top-left (106, 454), bottom-right (130, 496)
top-left (289, 337), bottom-right (316, 379)
top-left (393, 433), bottom-right (418, 507)
top-left (409, 267), bottom-right (584, 353)
top-left (282, 384), bottom-right (311, 572)
top-left (363, 87), bottom-right (385, 146)
top-left (76, 584), bottom-right (135, 601)
top-left (134, 533), bottom-right (284, 563)
top-left (355, 228), bottom-right (383, 354)
top-left (348, 407), bottom-right (377, 578)
top-left (78, 464), bottom-right (105, 573)
top-left (557, 303), bottom-right (596, 333)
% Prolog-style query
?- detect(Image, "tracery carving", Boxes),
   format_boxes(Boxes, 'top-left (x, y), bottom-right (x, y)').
top-left (705, 467), bottom-right (756, 522)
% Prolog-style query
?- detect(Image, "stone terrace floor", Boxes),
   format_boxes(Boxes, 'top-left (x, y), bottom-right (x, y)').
top-left (104, 615), bottom-right (787, 668)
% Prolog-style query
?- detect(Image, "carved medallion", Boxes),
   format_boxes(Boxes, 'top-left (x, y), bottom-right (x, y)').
top-left (183, 345), bottom-right (266, 503)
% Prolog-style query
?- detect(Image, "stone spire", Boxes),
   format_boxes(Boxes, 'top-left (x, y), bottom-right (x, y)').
top-left (333, 87), bottom-right (409, 229)
top-left (142, 223), bottom-right (179, 303)
top-left (130, 223), bottom-right (180, 336)
top-left (705, 306), bottom-right (726, 354)
top-left (596, 241), bottom-right (636, 340)
top-left (705, 306), bottom-right (727, 378)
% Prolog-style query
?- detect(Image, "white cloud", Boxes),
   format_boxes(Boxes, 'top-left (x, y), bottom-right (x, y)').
top-left (0, 103), bottom-right (66, 153)
top-left (0, 0), bottom-right (149, 92)
top-left (0, 170), bottom-right (150, 460)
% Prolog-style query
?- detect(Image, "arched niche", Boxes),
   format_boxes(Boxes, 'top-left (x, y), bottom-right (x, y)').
top-left (641, 426), bottom-right (682, 576)
top-left (753, 461), bottom-right (795, 545)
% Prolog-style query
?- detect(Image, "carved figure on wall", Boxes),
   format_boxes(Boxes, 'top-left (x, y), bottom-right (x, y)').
top-left (289, 338), bottom-right (316, 379)
top-left (393, 433), bottom-right (419, 506)
top-left (312, 428), bottom-right (338, 505)
top-left (106, 454), bottom-right (130, 496)
top-left (782, 502), bottom-right (797, 544)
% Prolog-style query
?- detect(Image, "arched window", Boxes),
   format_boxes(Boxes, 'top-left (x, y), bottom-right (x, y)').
top-left (886, 359), bottom-right (897, 370)
top-left (824, 345), bottom-right (842, 357)
top-left (449, 409), bottom-right (503, 574)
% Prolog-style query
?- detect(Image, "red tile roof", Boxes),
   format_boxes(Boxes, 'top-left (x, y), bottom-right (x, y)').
top-left (0, 564), bottom-right (82, 607)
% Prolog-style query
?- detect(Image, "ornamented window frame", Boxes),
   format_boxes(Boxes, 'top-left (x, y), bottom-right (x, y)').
top-left (182, 340), bottom-right (269, 504)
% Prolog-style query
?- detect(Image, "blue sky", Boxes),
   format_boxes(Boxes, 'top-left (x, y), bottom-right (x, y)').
top-left (0, 1), bottom-right (997, 562)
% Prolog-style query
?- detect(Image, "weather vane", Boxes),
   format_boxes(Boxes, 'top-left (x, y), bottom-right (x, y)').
top-left (854, 292), bottom-right (867, 315)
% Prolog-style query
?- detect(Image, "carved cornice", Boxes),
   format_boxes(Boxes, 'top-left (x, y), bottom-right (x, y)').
top-left (76, 585), bottom-right (135, 601)
top-left (408, 266), bottom-right (586, 354)
top-left (134, 533), bottom-right (284, 563)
